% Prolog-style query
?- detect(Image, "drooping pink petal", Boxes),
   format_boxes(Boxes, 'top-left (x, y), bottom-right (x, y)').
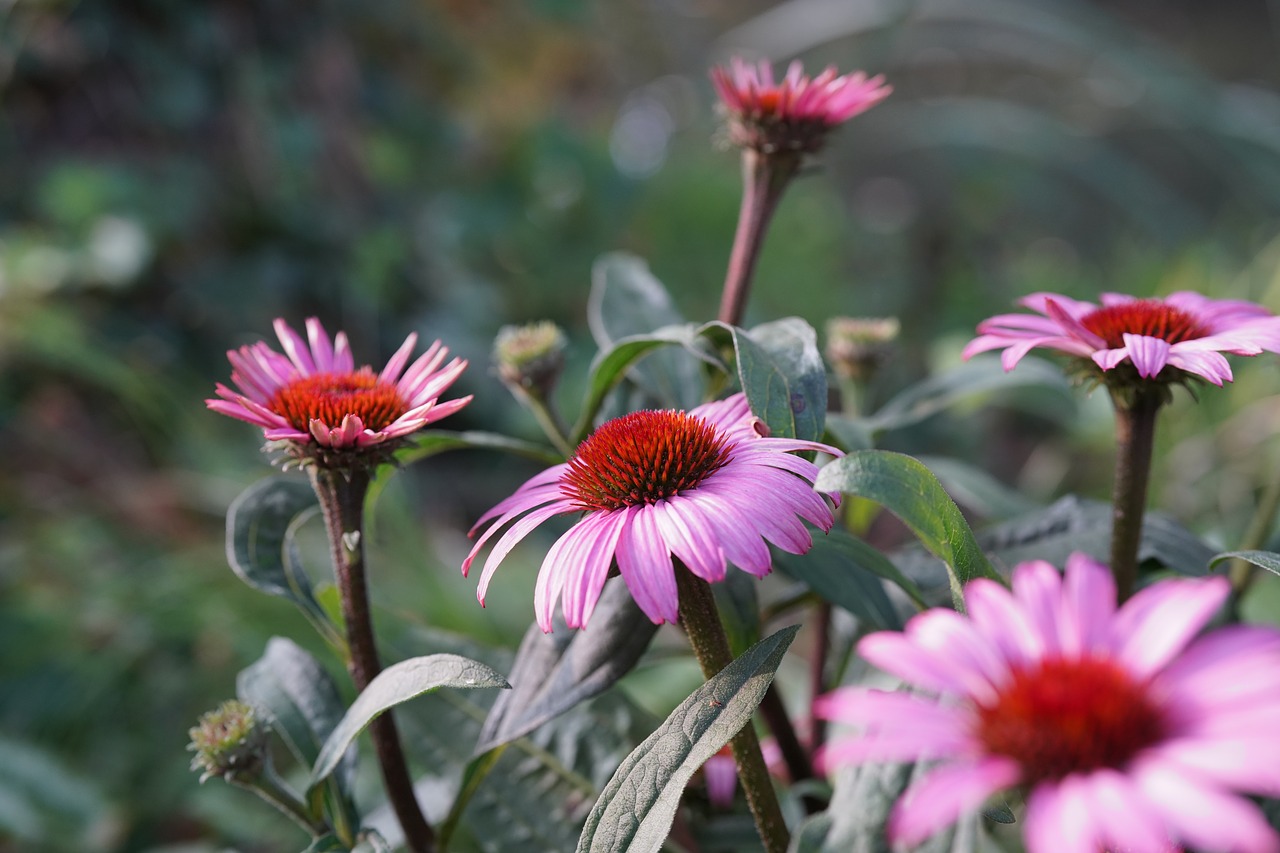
top-left (888, 757), bottom-right (1021, 846)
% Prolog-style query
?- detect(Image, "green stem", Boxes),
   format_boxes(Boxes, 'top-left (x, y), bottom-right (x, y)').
top-left (717, 149), bottom-right (801, 327)
top-left (1108, 389), bottom-right (1163, 602)
top-left (675, 567), bottom-right (790, 853)
top-left (233, 760), bottom-right (331, 838)
top-left (311, 467), bottom-right (435, 853)
top-left (513, 384), bottom-right (573, 457)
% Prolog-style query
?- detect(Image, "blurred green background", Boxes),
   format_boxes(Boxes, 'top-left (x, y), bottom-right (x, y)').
top-left (5, 0), bottom-right (1280, 849)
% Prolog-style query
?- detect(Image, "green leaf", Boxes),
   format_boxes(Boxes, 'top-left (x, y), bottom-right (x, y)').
top-left (309, 654), bottom-right (510, 790)
top-left (570, 325), bottom-right (719, 444)
top-left (304, 835), bottom-right (351, 853)
top-left (914, 455), bottom-right (1038, 521)
top-left (587, 252), bottom-right (709, 413)
top-left (1209, 550), bottom-right (1280, 575)
top-left (814, 451), bottom-right (1001, 609)
top-left (712, 569), bottom-right (761, 659)
top-left (772, 529), bottom-right (919, 627)
top-left (703, 319), bottom-right (827, 441)
top-left (866, 355), bottom-right (1072, 433)
top-left (237, 638), bottom-right (357, 827)
top-left (476, 579), bottom-right (659, 754)
top-left (576, 624), bottom-right (800, 853)
top-left (395, 429), bottom-right (563, 467)
top-left (0, 734), bottom-right (111, 848)
top-left (225, 476), bottom-right (345, 651)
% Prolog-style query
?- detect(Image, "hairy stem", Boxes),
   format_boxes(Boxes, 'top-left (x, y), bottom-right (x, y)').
top-left (311, 467), bottom-right (435, 853)
top-left (1108, 390), bottom-right (1163, 602)
top-left (676, 567), bottom-right (790, 853)
top-left (718, 149), bottom-right (801, 327)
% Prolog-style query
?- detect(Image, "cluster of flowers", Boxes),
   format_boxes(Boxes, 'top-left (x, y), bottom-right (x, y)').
top-left (207, 57), bottom-right (1280, 853)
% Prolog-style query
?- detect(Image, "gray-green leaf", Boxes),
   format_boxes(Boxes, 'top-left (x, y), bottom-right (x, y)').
top-left (576, 624), bottom-right (800, 853)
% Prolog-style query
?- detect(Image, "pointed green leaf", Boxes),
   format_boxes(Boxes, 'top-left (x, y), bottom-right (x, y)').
top-left (571, 325), bottom-right (720, 444)
top-left (588, 252), bottom-right (708, 412)
top-left (1210, 550), bottom-right (1280, 575)
top-left (815, 451), bottom-right (1001, 608)
top-left (703, 320), bottom-right (826, 441)
top-left (309, 654), bottom-right (509, 790)
top-left (476, 579), bottom-right (658, 754)
top-left (226, 476), bottom-right (344, 649)
top-left (914, 454), bottom-right (1038, 521)
top-left (576, 625), bottom-right (800, 853)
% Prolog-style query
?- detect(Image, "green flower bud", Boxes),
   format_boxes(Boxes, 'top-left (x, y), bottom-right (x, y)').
top-left (493, 321), bottom-right (567, 396)
top-left (188, 699), bottom-right (267, 784)
top-left (825, 316), bottom-right (900, 383)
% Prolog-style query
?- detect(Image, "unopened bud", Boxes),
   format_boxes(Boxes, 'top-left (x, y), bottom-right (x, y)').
top-left (188, 699), bottom-right (267, 784)
top-left (494, 321), bottom-right (567, 396)
top-left (825, 317), bottom-right (900, 383)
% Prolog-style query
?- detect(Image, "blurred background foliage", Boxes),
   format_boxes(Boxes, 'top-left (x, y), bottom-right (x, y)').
top-left (4, 0), bottom-right (1280, 849)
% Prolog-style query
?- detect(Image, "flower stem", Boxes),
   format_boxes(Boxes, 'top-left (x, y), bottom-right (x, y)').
top-left (1108, 389), bottom-right (1163, 601)
top-left (718, 149), bottom-right (801, 327)
top-left (675, 566), bottom-right (790, 853)
top-left (232, 759), bottom-right (332, 839)
top-left (310, 467), bottom-right (435, 853)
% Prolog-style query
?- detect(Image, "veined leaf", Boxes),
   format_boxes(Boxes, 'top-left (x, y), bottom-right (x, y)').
top-left (309, 655), bottom-right (508, 791)
top-left (576, 625), bottom-right (800, 853)
top-left (476, 579), bottom-right (659, 754)
top-left (814, 451), bottom-right (1001, 609)
top-left (772, 529), bottom-right (920, 627)
top-left (226, 476), bottom-right (345, 651)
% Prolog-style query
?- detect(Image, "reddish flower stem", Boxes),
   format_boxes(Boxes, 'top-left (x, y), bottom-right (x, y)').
top-left (718, 149), bottom-right (801, 327)
top-left (311, 467), bottom-right (435, 853)
top-left (676, 566), bottom-right (790, 853)
top-left (1108, 390), bottom-right (1163, 602)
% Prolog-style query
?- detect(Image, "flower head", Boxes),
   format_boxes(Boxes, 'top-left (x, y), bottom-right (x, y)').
top-left (493, 320), bottom-right (567, 394)
top-left (815, 554), bottom-right (1280, 853)
top-left (188, 699), bottom-right (267, 784)
top-left (464, 393), bottom-right (840, 631)
top-left (711, 57), bottom-right (891, 154)
top-left (208, 318), bottom-right (470, 466)
top-left (962, 291), bottom-right (1280, 389)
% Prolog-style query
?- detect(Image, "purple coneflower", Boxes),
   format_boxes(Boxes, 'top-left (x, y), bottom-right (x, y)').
top-left (711, 58), bottom-right (891, 154)
top-left (815, 553), bottom-right (1280, 853)
top-left (464, 393), bottom-right (840, 631)
top-left (962, 291), bottom-right (1280, 386)
top-left (208, 317), bottom-right (470, 457)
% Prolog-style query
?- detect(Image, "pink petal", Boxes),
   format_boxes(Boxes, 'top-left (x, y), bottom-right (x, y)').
top-left (615, 506), bottom-right (679, 625)
top-left (1134, 760), bottom-right (1280, 853)
top-left (888, 757), bottom-right (1021, 846)
top-left (1123, 333), bottom-right (1172, 378)
top-left (1111, 576), bottom-right (1230, 678)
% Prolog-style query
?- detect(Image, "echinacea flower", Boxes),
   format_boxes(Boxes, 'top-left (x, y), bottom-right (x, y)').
top-left (711, 57), bottom-right (891, 154)
top-left (814, 553), bottom-right (1280, 853)
top-left (703, 745), bottom-right (738, 809)
top-left (208, 318), bottom-right (470, 464)
top-left (464, 393), bottom-right (840, 631)
top-left (962, 291), bottom-right (1280, 387)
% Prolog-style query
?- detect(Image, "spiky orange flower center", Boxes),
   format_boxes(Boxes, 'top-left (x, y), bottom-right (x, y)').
top-left (561, 410), bottom-right (732, 511)
top-left (975, 657), bottom-right (1167, 786)
top-left (1080, 301), bottom-right (1209, 348)
top-left (270, 369), bottom-right (407, 433)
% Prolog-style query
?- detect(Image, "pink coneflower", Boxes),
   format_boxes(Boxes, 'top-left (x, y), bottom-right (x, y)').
top-left (464, 393), bottom-right (840, 631)
top-left (208, 317), bottom-right (470, 459)
top-left (815, 554), bottom-right (1280, 853)
top-left (962, 291), bottom-right (1280, 386)
top-left (711, 57), bottom-right (891, 154)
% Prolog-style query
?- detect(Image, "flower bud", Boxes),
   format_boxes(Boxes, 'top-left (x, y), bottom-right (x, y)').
top-left (825, 316), bottom-right (900, 383)
top-left (188, 699), bottom-right (267, 784)
top-left (493, 321), bottom-right (567, 397)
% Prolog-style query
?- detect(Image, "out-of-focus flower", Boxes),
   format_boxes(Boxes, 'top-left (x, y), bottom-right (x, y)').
top-left (962, 291), bottom-right (1280, 389)
top-left (711, 57), bottom-right (891, 155)
top-left (188, 699), bottom-right (266, 784)
top-left (208, 318), bottom-right (470, 466)
top-left (703, 745), bottom-right (738, 809)
top-left (493, 320), bottom-right (567, 394)
top-left (815, 553), bottom-right (1280, 853)
top-left (825, 316), bottom-right (900, 383)
top-left (464, 393), bottom-right (840, 631)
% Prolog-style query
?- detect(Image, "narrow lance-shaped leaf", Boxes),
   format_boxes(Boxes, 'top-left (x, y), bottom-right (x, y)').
top-left (476, 578), bottom-right (659, 754)
top-left (308, 654), bottom-right (510, 792)
top-left (1210, 550), bottom-right (1280, 576)
top-left (815, 451), bottom-right (1001, 609)
top-left (576, 624), bottom-right (800, 853)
